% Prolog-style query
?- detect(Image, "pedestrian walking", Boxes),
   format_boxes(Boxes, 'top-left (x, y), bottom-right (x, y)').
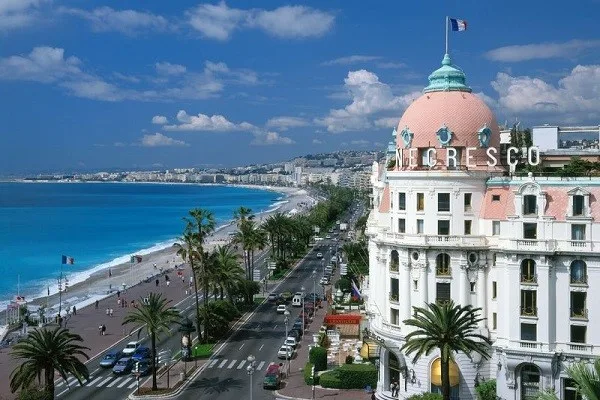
top-left (390, 381), bottom-right (397, 397)
top-left (101, 324), bottom-right (106, 335)
top-left (117, 290), bottom-right (120, 298)
top-left (106, 308), bottom-right (110, 316)
top-left (95, 300), bottom-right (99, 309)
top-left (166, 280), bottom-right (170, 287)
top-left (371, 390), bottom-right (376, 400)
top-left (153, 263), bottom-right (157, 269)
top-left (98, 324), bottom-right (103, 335)
top-left (109, 308), bottom-right (113, 317)
top-left (155, 279), bottom-right (159, 287)
top-left (72, 305), bottom-right (76, 315)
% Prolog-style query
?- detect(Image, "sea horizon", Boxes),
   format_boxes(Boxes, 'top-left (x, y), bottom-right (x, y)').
top-left (0, 182), bottom-right (286, 309)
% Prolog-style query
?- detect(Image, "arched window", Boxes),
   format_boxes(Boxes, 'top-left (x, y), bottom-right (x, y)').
top-left (390, 250), bottom-right (399, 272)
top-left (388, 352), bottom-right (401, 392)
top-left (570, 260), bottom-right (587, 284)
top-left (521, 364), bottom-right (541, 400)
top-left (436, 253), bottom-right (451, 276)
top-left (430, 358), bottom-right (460, 399)
top-left (520, 259), bottom-right (536, 283)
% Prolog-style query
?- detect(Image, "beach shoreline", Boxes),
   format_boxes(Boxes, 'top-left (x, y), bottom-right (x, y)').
top-left (0, 185), bottom-right (315, 337)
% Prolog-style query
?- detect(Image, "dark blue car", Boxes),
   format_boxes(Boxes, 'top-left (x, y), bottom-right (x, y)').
top-left (131, 347), bottom-right (151, 362)
top-left (99, 350), bottom-right (122, 368)
top-left (112, 357), bottom-right (135, 375)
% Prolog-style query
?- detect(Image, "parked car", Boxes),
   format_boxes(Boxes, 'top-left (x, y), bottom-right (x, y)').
top-left (288, 329), bottom-right (301, 340)
top-left (263, 363), bottom-right (282, 390)
top-left (131, 346), bottom-right (151, 362)
top-left (320, 276), bottom-right (330, 285)
top-left (122, 341), bottom-right (140, 356)
top-left (316, 253), bottom-right (323, 259)
top-left (280, 291), bottom-right (293, 302)
top-left (284, 337), bottom-right (297, 349)
top-left (292, 321), bottom-right (304, 331)
top-left (99, 350), bottom-right (122, 368)
top-left (112, 357), bottom-right (135, 375)
top-left (132, 359), bottom-right (152, 376)
top-left (267, 293), bottom-right (279, 302)
top-left (277, 345), bottom-right (295, 360)
top-left (292, 294), bottom-right (302, 307)
top-left (276, 304), bottom-right (288, 314)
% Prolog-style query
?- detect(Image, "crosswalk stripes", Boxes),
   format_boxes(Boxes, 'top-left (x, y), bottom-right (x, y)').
top-left (87, 376), bottom-right (103, 386)
top-left (257, 361), bottom-right (265, 371)
top-left (217, 359), bottom-right (228, 368)
top-left (117, 377), bottom-right (133, 388)
top-left (97, 376), bottom-right (112, 387)
top-left (227, 359), bottom-right (237, 369)
top-left (207, 359), bottom-right (218, 368)
top-left (106, 377), bottom-right (123, 387)
top-left (128, 380), bottom-right (138, 389)
top-left (236, 360), bottom-right (246, 370)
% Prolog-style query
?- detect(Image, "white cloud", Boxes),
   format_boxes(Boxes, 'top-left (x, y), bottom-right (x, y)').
top-left (155, 62), bottom-right (186, 76)
top-left (0, 0), bottom-right (48, 31)
top-left (164, 110), bottom-right (258, 132)
top-left (315, 69), bottom-right (420, 133)
top-left (152, 115), bottom-right (168, 125)
top-left (266, 116), bottom-right (309, 131)
top-left (312, 139), bottom-right (323, 144)
top-left (322, 55), bottom-right (381, 66)
top-left (0, 47), bottom-right (257, 102)
top-left (60, 6), bottom-right (169, 35)
top-left (377, 62), bottom-right (406, 69)
top-left (186, 2), bottom-right (334, 41)
top-left (485, 39), bottom-right (600, 62)
top-left (374, 117), bottom-right (399, 128)
top-left (490, 65), bottom-right (600, 121)
top-left (351, 140), bottom-right (370, 146)
top-left (141, 133), bottom-right (188, 147)
top-left (251, 131), bottom-right (295, 145)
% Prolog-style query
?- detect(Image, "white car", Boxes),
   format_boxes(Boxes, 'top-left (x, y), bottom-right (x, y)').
top-left (316, 253), bottom-right (323, 259)
top-left (122, 341), bottom-right (140, 356)
top-left (320, 277), bottom-right (330, 285)
top-left (276, 304), bottom-right (288, 314)
top-left (285, 337), bottom-right (297, 349)
top-left (325, 235), bottom-right (331, 239)
top-left (277, 345), bottom-right (295, 359)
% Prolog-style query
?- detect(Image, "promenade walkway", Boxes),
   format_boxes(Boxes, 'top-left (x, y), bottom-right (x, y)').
top-left (0, 265), bottom-right (194, 399)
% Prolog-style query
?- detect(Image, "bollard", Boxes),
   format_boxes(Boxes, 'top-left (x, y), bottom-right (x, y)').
top-left (180, 372), bottom-right (185, 382)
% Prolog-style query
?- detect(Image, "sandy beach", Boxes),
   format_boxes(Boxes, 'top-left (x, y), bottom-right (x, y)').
top-left (0, 186), bottom-right (315, 339)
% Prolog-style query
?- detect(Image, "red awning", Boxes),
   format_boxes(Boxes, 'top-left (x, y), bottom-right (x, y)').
top-left (324, 314), bottom-right (362, 325)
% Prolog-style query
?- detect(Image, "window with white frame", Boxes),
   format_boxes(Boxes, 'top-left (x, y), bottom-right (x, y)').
top-left (571, 224), bottom-right (586, 241)
top-left (573, 195), bottom-right (584, 216)
top-left (492, 221), bottom-right (500, 236)
top-left (398, 193), bottom-right (406, 211)
top-left (568, 188), bottom-right (591, 218)
top-left (523, 195), bottom-right (537, 215)
top-left (398, 218), bottom-right (406, 233)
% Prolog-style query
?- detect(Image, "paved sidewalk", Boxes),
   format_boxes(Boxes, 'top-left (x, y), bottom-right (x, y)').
top-left (275, 301), bottom-right (370, 400)
top-left (0, 265), bottom-right (194, 399)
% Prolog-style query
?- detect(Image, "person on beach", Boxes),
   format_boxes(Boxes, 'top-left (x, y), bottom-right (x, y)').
top-left (98, 324), bottom-right (102, 335)
top-left (117, 290), bottom-right (120, 298)
top-left (109, 308), bottom-right (113, 317)
top-left (155, 279), bottom-right (159, 287)
top-left (101, 324), bottom-right (106, 335)
top-left (95, 300), bottom-right (99, 309)
top-left (72, 306), bottom-right (76, 315)
top-left (106, 308), bottom-right (109, 316)
top-left (153, 263), bottom-right (157, 269)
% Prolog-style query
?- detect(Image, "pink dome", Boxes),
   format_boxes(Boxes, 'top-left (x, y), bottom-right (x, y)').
top-left (396, 91), bottom-right (500, 150)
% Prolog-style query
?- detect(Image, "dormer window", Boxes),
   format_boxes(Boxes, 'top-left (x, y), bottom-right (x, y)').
top-left (523, 195), bottom-right (537, 215)
top-left (573, 196), bottom-right (584, 216)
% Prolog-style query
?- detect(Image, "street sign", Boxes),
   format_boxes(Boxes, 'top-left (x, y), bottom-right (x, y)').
top-left (252, 269), bottom-right (262, 282)
top-left (268, 262), bottom-right (277, 270)
top-left (340, 263), bottom-right (348, 276)
top-left (158, 349), bottom-right (172, 365)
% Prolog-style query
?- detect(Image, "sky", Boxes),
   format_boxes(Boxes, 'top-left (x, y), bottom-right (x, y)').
top-left (1, 0), bottom-right (599, 174)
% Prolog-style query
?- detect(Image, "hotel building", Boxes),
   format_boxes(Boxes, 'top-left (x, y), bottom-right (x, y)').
top-left (366, 53), bottom-right (598, 400)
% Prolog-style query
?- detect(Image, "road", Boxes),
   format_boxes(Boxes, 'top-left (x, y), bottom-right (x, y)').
top-left (179, 241), bottom-right (337, 400)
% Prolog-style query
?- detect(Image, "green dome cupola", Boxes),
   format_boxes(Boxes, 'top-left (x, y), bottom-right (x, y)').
top-left (423, 53), bottom-right (471, 93)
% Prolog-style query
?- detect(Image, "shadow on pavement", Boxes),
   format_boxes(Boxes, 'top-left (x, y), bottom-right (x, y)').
top-left (186, 376), bottom-right (243, 395)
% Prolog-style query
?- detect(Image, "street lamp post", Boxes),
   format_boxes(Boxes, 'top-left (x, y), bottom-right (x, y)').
top-left (284, 310), bottom-right (290, 375)
top-left (178, 317), bottom-right (196, 376)
top-left (312, 270), bottom-right (317, 310)
top-left (301, 286), bottom-right (305, 335)
top-left (246, 355), bottom-right (256, 400)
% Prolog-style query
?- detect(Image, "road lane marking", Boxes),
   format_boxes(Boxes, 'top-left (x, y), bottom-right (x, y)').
top-left (257, 361), bottom-right (265, 370)
top-left (273, 325), bottom-right (278, 329)
top-left (259, 344), bottom-right (264, 351)
top-left (218, 359), bottom-right (228, 368)
top-left (118, 377), bottom-right (133, 388)
top-left (227, 359), bottom-right (237, 369)
top-left (128, 381), bottom-right (138, 389)
top-left (236, 360), bottom-right (246, 369)
top-left (107, 377), bottom-right (122, 387)
top-left (97, 376), bottom-right (112, 387)
top-left (207, 359), bottom-right (218, 368)
top-left (239, 343), bottom-right (245, 350)
top-left (87, 376), bottom-right (103, 386)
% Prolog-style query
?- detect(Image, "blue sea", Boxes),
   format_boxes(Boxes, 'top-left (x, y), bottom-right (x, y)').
top-left (0, 182), bottom-right (284, 307)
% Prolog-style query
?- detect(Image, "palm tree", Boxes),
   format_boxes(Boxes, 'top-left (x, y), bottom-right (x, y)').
top-left (537, 358), bottom-right (600, 400)
top-left (233, 206), bottom-right (254, 227)
top-left (401, 301), bottom-right (492, 400)
top-left (175, 228), bottom-right (202, 341)
top-left (122, 293), bottom-right (180, 391)
top-left (10, 327), bottom-right (90, 398)
top-left (210, 245), bottom-right (244, 301)
top-left (233, 220), bottom-right (265, 280)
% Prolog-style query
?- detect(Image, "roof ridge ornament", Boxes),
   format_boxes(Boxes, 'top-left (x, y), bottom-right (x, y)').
top-left (424, 53), bottom-right (472, 93)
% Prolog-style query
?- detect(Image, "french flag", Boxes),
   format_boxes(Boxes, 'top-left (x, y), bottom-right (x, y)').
top-left (61, 255), bottom-right (75, 265)
top-left (450, 18), bottom-right (467, 32)
top-left (351, 280), bottom-right (362, 300)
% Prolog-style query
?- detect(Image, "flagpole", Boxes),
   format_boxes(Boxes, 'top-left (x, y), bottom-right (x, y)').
top-left (445, 16), bottom-right (449, 54)
top-left (58, 264), bottom-right (63, 318)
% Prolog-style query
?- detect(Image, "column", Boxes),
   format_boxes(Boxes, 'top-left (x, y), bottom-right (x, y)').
top-left (459, 264), bottom-right (469, 307)
top-left (401, 262), bottom-right (411, 321)
top-left (420, 263), bottom-right (428, 306)
top-left (537, 263), bottom-right (550, 346)
top-left (476, 266), bottom-right (487, 328)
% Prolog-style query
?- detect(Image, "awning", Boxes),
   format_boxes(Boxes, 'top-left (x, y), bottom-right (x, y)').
top-left (324, 314), bottom-right (362, 325)
top-left (430, 358), bottom-right (460, 387)
top-left (360, 341), bottom-right (380, 359)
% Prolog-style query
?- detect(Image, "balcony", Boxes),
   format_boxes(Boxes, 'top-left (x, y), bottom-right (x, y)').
top-left (389, 293), bottom-right (399, 304)
top-left (568, 343), bottom-right (594, 353)
top-left (570, 308), bottom-right (588, 320)
top-left (570, 275), bottom-right (588, 285)
top-left (382, 233), bottom-right (487, 248)
top-left (520, 306), bottom-right (538, 317)
top-left (519, 340), bottom-right (542, 350)
top-left (436, 266), bottom-right (452, 277)
top-left (502, 238), bottom-right (556, 252)
top-left (389, 262), bottom-right (399, 273)
top-left (520, 274), bottom-right (537, 284)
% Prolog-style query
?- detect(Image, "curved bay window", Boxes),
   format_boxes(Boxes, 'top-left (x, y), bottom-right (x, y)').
top-left (521, 364), bottom-right (541, 400)
top-left (570, 260), bottom-right (587, 284)
top-left (390, 250), bottom-right (399, 272)
top-left (430, 358), bottom-right (460, 400)
top-left (520, 259), bottom-right (537, 283)
top-left (436, 253), bottom-right (451, 276)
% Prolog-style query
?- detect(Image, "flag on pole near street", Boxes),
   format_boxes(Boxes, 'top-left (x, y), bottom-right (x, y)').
top-left (61, 255), bottom-right (75, 264)
top-left (449, 18), bottom-right (467, 31)
top-left (351, 279), bottom-right (362, 300)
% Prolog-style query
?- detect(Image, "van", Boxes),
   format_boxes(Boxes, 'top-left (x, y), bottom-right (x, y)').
top-left (292, 294), bottom-right (302, 307)
top-left (263, 363), bottom-right (282, 389)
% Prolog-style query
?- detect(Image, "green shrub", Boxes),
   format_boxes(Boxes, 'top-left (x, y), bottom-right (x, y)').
top-left (192, 343), bottom-right (214, 358)
top-left (303, 362), bottom-right (319, 385)
top-left (17, 386), bottom-right (52, 400)
top-left (319, 370), bottom-right (342, 388)
top-left (211, 300), bottom-right (239, 321)
top-left (407, 394), bottom-right (443, 400)
top-left (345, 355), bottom-right (354, 364)
top-left (309, 347), bottom-right (327, 372)
top-left (476, 379), bottom-right (497, 400)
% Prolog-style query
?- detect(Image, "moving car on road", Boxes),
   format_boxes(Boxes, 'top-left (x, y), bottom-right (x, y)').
top-left (131, 346), bottom-right (151, 362)
top-left (277, 345), bottom-right (295, 360)
top-left (316, 252), bottom-right (323, 259)
top-left (276, 304), bottom-right (288, 314)
top-left (267, 293), bottom-right (279, 302)
top-left (112, 357), bottom-right (135, 375)
top-left (99, 350), bottom-right (122, 368)
top-left (122, 341), bottom-right (140, 356)
top-left (263, 363), bottom-right (282, 390)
